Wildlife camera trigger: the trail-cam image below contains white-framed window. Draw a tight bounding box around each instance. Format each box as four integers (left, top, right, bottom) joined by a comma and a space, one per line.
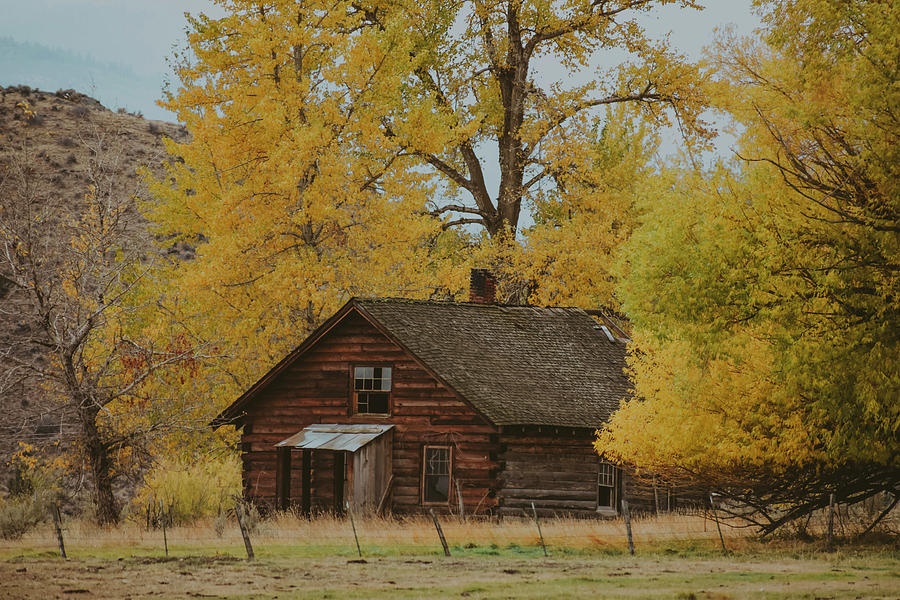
353, 366, 391, 414
422, 445, 452, 504
598, 461, 618, 511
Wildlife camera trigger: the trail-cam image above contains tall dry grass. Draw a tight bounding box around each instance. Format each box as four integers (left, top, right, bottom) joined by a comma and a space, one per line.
0, 510, 748, 557
259, 510, 737, 549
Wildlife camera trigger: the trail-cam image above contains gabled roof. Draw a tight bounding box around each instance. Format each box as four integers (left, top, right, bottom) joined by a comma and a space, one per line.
214, 298, 630, 429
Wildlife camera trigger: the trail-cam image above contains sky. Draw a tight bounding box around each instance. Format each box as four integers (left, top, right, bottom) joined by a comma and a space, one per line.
0, 0, 224, 119
0, 1, 764, 122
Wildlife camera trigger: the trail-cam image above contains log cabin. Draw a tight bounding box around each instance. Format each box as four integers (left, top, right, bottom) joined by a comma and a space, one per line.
213, 270, 667, 517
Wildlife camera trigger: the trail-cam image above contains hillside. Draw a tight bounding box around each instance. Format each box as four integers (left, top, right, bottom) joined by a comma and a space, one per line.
0, 86, 187, 485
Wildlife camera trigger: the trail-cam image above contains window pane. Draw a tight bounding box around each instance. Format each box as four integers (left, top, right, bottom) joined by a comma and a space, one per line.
599, 462, 615, 487
367, 392, 389, 414
378, 368, 391, 391
598, 486, 613, 508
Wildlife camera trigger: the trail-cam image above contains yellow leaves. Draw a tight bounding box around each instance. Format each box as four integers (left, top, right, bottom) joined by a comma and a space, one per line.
512, 110, 654, 308
11, 442, 39, 471
143, 0, 720, 430
143, 1, 469, 404
602, 0, 900, 487
15, 101, 35, 121
10, 441, 70, 483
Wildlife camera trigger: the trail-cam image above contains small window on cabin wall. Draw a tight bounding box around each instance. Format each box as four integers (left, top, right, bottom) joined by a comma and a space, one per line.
422, 446, 452, 504
598, 461, 618, 511
353, 366, 391, 414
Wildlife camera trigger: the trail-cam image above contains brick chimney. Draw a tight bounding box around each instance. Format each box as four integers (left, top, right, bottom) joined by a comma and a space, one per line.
469, 268, 496, 304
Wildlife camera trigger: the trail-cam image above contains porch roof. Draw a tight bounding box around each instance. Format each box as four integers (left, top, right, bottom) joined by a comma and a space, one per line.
274, 423, 393, 452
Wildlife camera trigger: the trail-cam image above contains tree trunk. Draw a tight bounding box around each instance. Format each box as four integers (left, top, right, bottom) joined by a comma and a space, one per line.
80, 405, 119, 525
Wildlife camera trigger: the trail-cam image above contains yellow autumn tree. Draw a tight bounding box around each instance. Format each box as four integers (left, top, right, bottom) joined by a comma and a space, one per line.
147, 2, 471, 393
147, 0, 713, 390
598, 0, 899, 532
513, 110, 660, 308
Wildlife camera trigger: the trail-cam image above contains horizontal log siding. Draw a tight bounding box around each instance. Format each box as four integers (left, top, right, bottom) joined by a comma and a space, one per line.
497, 427, 688, 518
497, 427, 603, 517
238, 311, 499, 515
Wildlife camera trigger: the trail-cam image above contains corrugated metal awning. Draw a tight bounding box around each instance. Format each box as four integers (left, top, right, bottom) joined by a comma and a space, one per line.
275, 424, 393, 452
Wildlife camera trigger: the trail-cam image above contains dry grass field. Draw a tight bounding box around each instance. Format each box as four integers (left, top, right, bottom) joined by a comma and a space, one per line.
1, 513, 898, 599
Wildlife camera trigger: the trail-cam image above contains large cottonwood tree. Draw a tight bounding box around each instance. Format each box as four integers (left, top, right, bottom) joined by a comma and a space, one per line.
149, 0, 708, 384
597, 0, 899, 533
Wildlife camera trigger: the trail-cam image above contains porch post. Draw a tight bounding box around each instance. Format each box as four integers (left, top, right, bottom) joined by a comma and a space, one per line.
301, 450, 312, 516
276, 447, 292, 510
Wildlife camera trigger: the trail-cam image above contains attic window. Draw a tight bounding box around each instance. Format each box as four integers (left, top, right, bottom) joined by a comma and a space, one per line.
353, 366, 391, 414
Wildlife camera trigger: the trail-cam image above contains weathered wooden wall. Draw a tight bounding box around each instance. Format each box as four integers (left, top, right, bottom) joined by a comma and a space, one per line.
237, 310, 499, 515
495, 426, 685, 518
496, 427, 603, 517
624, 474, 707, 514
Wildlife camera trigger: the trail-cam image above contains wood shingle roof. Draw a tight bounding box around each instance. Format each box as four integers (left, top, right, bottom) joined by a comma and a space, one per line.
354, 299, 630, 428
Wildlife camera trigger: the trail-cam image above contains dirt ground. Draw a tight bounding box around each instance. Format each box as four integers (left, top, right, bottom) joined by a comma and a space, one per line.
2, 553, 898, 600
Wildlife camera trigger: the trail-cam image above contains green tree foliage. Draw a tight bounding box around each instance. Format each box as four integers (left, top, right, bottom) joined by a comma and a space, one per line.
598, 0, 899, 532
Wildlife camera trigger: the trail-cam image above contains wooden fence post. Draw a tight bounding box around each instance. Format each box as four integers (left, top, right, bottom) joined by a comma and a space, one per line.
826, 493, 835, 549
429, 509, 451, 557
621, 499, 634, 556
347, 504, 362, 558
454, 479, 465, 522
709, 494, 728, 554
52, 504, 67, 559
235, 503, 255, 561
159, 501, 168, 557
531, 502, 548, 557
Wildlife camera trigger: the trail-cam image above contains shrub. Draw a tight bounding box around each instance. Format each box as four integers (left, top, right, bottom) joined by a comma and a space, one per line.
130, 454, 241, 526
0, 496, 47, 539
0, 447, 64, 539
213, 512, 227, 537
